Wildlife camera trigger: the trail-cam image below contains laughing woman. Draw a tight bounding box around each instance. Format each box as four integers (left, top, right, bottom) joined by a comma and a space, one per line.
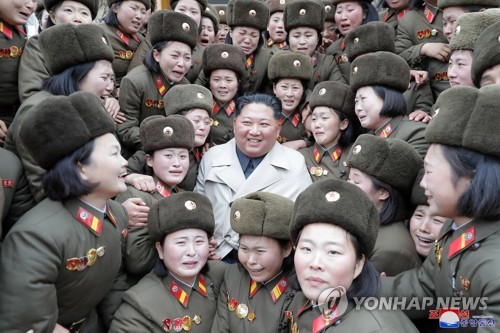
116, 10, 197, 156
0, 92, 129, 333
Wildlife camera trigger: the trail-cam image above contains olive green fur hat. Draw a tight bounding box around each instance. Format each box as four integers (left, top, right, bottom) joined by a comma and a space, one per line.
346, 134, 423, 192
149, 192, 215, 243
345, 22, 395, 62
108, 0, 151, 10
318, 0, 336, 21
267, 0, 291, 14
39, 23, 114, 75
309, 81, 355, 119
437, 0, 499, 9
450, 10, 500, 51
411, 169, 428, 206
202, 44, 246, 79
231, 192, 294, 240
203, 5, 220, 35
283, 0, 325, 33
268, 51, 313, 81
471, 20, 500, 87
426, 85, 500, 158
290, 179, 380, 255
163, 84, 213, 117
350, 51, 410, 92
20, 92, 116, 170
230, 0, 270, 31
44, 0, 99, 19
148, 10, 198, 49
140, 115, 195, 153
170, 0, 207, 11
215, 5, 228, 25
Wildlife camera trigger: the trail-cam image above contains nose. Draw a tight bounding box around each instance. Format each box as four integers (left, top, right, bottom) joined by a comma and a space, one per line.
186, 242, 196, 256
419, 217, 432, 233
420, 173, 428, 191
172, 155, 180, 167
249, 123, 260, 134
309, 251, 324, 270
447, 65, 457, 78
26, 0, 36, 11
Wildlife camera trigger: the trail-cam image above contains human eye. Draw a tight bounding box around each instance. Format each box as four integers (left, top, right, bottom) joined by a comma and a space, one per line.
299, 246, 311, 252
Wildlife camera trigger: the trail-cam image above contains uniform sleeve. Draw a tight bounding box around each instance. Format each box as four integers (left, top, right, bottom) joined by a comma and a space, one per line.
395, 19, 425, 68
18, 37, 49, 103
16, 130, 47, 202
210, 270, 231, 333
404, 81, 434, 115
123, 226, 157, 275
116, 75, 144, 152
0, 225, 61, 332
126, 150, 146, 174
371, 246, 422, 277
109, 290, 154, 333
2, 167, 36, 234
127, 39, 151, 73
194, 69, 209, 87
405, 124, 429, 159
324, 56, 347, 84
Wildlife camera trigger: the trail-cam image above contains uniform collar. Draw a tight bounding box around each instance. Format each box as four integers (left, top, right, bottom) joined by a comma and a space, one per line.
165, 273, 208, 308
64, 198, 118, 236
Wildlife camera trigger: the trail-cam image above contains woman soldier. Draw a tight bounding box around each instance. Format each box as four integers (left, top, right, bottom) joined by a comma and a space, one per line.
345, 134, 423, 276
196, 44, 246, 145
283, 179, 419, 332
324, 0, 378, 83
299, 81, 357, 182
199, 5, 219, 48
211, 192, 295, 333
100, 0, 150, 90
116, 10, 197, 156
18, 0, 99, 103
382, 85, 500, 329
283, 0, 346, 91
4, 23, 116, 203
350, 50, 429, 158
268, 51, 312, 150
264, 0, 291, 53
0, 92, 129, 332
214, 4, 229, 44
110, 192, 225, 332
0, 0, 36, 142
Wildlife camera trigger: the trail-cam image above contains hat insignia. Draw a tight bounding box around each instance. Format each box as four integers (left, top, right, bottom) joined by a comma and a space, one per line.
325, 191, 340, 202
280, 0, 286, 4
352, 66, 358, 74
197, 92, 205, 99
353, 144, 362, 155
455, 25, 461, 34
219, 9, 225, 16
185, 200, 197, 210
293, 60, 301, 67
234, 210, 241, 221
299, 9, 306, 15
163, 126, 174, 136
433, 108, 440, 117
102, 37, 108, 45
354, 37, 359, 44
325, 5, 332, 11
318, 88, 326, 95
249, 9, 256, 17
221, 51, 229, 58
182, 23, 191, 32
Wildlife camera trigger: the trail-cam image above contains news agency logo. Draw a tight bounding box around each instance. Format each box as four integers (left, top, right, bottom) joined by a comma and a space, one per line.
429, 308, 496, 329
318, 286, 349, 321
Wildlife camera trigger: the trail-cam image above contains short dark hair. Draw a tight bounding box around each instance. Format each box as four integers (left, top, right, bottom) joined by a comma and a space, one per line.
235, 93, 282, 119
369, 175, 406, 225
42, 61, 97, 96
372, 85, 407, 118
360, 2, 380, 25
334, 109, 356, 147
42, 139, 98, 200
145, 41, 193, 74
45, 2, 61, 28
441, 145, 500, 220
104, 2, 121, 28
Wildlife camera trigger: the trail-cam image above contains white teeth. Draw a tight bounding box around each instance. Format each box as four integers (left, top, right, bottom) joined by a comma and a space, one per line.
249, 139, 259, 143
418, 236, 434, 244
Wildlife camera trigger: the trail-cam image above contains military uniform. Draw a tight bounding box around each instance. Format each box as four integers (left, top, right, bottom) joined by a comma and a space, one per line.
241, 47, 273, 94
372, 222, 423, 276
368, 116, 429, 158
379, 8, 409, 31
117, 65, 189, 153
0, 148, 35, 239
17, 35, 49, 103
403, 80, 434, 116
185, 44, 205, 83
211, 265, 295, 333
100, 22, 144, 87
278, 110, 308, 144
284, 294, 419, 333
309, 51, 347, 89
0, 198, 128, 332
395, 5, 450, 99
265, 38, 289, 53
0, 19, 26, 127
211, 99, 237, 145
110, 262, 225, 333
326, 38, 351, 83
299, 143, 351, 182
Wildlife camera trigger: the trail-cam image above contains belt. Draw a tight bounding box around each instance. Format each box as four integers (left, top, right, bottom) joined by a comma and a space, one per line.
66, 317, 87, 333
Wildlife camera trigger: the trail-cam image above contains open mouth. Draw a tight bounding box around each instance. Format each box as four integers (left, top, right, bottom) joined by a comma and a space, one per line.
417, 236, 434, 244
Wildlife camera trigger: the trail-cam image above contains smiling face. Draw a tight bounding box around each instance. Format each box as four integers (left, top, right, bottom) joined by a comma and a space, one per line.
233, 102, 281, 158
238, 235, 292, 283
334, 1, 365, 36
448, 50, 474, 87
409, 205, 447, 256
288, 27, 319, 56
153, 41, 192, 83
114, 0, 147, 35
294, 223, 364, 302
156, 228, 209, 286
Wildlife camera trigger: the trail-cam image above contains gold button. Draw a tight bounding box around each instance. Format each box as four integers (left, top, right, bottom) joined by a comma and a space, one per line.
293, 60, 301, 67
249, 9, 256, 17
221, 51, 229, 58
353, 144, 361, 155
318, 88, 326, 95
163, 126, 173, 136
185, 200, 197, 210
197, 92, 204, 99
299, 9, 306, 15
325, 191, 340, 202
354, 37, 359, 43
182, 22, 190, 32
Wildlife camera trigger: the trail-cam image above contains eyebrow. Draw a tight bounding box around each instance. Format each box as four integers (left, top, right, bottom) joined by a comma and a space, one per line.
300, 238, 342, 247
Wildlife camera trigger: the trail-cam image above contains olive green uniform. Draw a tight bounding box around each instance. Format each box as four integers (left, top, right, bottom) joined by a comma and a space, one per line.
18, 35, 49, 103
299, 143, 351, 182
117, 64, 189, 153
0, 20, 26, 127
0, 198, 128, 332
211, 99, 237, 145
284, 294, 419, 333
379, 8, 410, 31
326, 38, 351, 83
0, 147, 35, 239
403, 80, 434, 116
372, 222, 423, 277
369, 116, 429, 158
382, 218, 500, 332
100, 23, 144, 87
395, 5, 450, 99
309, 51, 347, 91
211, 264, 295, 333
277, 110, 308, 144
110, 262, 225, 333
264, 38, 289, 53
